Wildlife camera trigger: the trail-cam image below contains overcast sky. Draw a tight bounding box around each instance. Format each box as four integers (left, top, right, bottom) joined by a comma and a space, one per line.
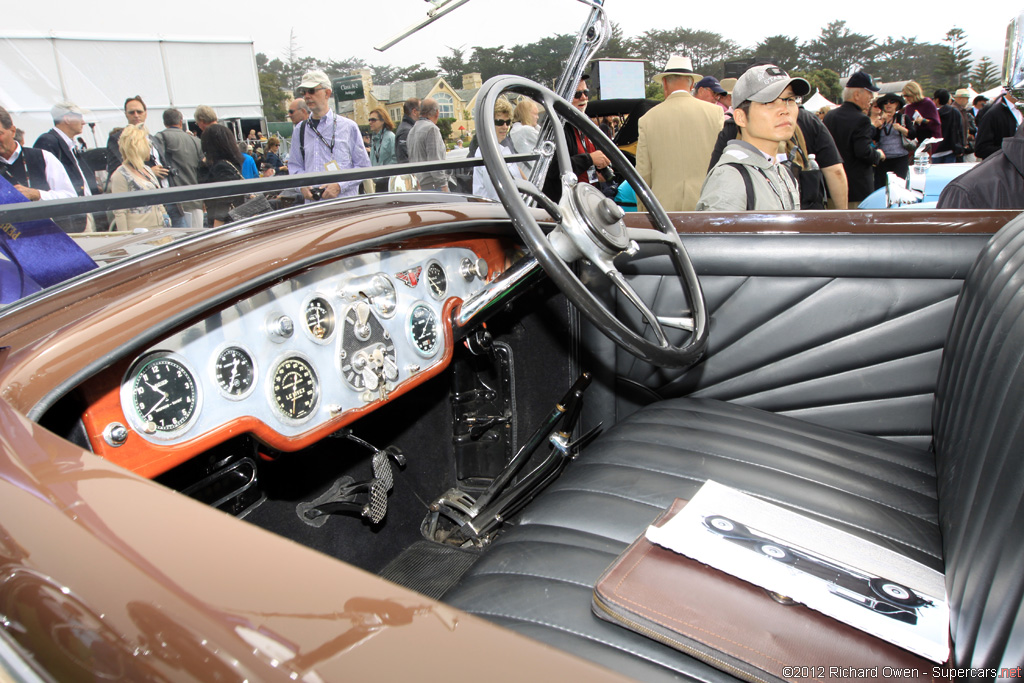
12, 0, 1021, 80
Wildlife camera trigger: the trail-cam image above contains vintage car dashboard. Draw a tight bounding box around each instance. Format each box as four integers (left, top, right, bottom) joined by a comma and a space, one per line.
80, 245, 495, 478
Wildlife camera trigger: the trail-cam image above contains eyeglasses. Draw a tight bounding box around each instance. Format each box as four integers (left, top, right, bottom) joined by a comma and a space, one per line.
758, 96, 802, 111
494, 119, 511, 126
288, 109, 297, 114
368, 117, 380, 122
573, 89, 590, 99
297, 87, 325, 97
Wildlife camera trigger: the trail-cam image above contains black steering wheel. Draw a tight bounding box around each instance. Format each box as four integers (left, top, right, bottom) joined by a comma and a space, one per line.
475, 75, 708, 369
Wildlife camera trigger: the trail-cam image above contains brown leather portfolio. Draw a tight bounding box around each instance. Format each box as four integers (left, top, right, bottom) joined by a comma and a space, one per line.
592, 499, 942, 683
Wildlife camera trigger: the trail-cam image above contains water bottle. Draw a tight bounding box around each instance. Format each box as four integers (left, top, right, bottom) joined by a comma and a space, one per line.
806, 153, 819, 171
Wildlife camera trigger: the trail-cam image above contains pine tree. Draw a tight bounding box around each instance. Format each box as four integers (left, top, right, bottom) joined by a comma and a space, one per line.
937, 28, 972, 88
970, 56, 1000, 90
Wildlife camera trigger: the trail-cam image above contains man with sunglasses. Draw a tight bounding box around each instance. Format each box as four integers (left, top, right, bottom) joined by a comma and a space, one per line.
287, 70, 370, 202
635, 55, 724, 211
541, 75, 614, 202
104, 96, 170, 188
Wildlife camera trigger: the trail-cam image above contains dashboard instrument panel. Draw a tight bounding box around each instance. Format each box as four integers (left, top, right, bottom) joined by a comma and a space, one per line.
82, 245, 498, 477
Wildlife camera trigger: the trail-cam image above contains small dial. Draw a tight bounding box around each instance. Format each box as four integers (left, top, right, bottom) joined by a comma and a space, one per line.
425, 261, 448, 300
130, 354, 199, 434
270, 357, 319, 421
214, 346, 256, 399
304, 297, 335, 341
409, 303, 440, 357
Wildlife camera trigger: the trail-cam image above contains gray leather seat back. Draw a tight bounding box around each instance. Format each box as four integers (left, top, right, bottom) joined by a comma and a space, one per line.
932, 214, 1024, 666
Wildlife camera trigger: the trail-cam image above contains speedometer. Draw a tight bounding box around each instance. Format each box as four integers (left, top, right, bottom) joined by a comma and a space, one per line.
409, 302, 440, 357
270, 356, 319, 421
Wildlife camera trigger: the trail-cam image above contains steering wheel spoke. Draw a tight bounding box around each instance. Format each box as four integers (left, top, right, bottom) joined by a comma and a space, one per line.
603, 268, 670, 347
474, 75, 708, 369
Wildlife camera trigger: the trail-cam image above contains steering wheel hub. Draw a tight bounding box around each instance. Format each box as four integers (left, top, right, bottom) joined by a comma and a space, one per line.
570, 183, 629, 252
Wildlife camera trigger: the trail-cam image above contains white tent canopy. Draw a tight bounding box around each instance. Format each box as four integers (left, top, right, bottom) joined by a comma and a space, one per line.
0, 34, 264, 146
803, 90, 836, 112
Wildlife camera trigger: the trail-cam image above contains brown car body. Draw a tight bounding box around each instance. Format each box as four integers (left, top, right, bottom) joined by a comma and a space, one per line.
0, 190, 1012, 680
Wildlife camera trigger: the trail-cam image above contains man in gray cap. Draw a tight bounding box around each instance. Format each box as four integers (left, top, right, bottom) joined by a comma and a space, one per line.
287, 69, 370, 201
697, 64, 809, 211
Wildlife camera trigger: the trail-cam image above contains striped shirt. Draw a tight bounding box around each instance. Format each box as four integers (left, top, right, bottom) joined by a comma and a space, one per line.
287, 110, 370, 197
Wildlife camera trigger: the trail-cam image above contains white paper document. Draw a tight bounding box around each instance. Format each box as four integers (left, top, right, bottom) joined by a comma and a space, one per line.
645, 481, 949, 663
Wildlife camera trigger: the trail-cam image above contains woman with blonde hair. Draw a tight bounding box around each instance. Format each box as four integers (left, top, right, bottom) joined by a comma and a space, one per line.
110, 124, 168, 230
510, 96, 541, 173
901, 81, 941, 142
471, 96, 526, 200
368, 107, 396, 192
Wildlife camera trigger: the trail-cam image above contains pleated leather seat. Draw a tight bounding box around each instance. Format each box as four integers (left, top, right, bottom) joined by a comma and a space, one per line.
443, 214, 1024, 680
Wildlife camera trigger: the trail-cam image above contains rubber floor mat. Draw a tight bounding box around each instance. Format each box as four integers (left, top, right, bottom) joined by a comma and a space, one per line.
378, 541, 481, 600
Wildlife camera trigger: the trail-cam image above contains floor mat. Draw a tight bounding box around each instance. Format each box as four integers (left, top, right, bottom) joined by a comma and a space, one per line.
378, 540, 481, 600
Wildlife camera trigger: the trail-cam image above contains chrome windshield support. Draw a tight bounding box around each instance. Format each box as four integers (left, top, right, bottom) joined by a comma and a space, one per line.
451, 254, 545, 340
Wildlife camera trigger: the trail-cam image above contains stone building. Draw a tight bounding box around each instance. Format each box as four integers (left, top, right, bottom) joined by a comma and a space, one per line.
335, 70, 483, 142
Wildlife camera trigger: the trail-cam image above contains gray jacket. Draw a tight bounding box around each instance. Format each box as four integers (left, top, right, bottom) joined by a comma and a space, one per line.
153, 126, 203, 211
407, 118, 449, 190
696, 139, 800, 211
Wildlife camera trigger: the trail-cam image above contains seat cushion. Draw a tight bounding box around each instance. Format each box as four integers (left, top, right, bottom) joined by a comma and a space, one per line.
443, 397, 941, 682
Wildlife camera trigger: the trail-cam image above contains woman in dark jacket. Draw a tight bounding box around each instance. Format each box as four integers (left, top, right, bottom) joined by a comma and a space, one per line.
199, 124, 245, 227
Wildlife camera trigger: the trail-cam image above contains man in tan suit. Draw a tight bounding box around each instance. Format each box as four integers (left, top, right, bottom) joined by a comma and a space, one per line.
636, 56, 725, 211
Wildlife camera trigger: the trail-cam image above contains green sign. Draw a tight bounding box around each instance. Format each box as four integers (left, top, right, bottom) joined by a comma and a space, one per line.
333, 77, 364, 102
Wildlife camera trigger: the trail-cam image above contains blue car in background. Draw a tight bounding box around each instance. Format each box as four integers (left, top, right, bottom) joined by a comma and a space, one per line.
860, 153, 974, 209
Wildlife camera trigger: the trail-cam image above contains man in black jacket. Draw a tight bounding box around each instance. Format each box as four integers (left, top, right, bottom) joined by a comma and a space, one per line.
823, 70, 885, 207
33, 102, 97, 231
932, 89, 965, 163
33, 102, 98, 198
975, 93, 1021, 159
937, 125, 1024, 209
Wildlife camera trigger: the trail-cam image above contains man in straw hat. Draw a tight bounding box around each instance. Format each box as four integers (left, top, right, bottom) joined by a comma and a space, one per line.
635, 55, 724, 211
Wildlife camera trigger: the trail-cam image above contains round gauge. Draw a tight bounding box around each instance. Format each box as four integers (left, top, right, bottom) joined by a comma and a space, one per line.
270, 357, 319, 421
368, 274, 397, 318
129, 354, 199, 435
425, 261, 448, 300
409, 302, 440, 357
214, 346, 256, 399
304, 296, 335, 342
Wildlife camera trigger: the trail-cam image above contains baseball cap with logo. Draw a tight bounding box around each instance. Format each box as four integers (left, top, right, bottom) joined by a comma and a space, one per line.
732, 65, 810, 108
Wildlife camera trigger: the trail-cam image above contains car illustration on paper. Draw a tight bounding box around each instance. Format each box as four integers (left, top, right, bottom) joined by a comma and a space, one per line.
703, 515, 934, 625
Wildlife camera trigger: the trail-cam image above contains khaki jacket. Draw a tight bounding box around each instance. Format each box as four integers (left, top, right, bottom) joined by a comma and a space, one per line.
635, 91, 724, 211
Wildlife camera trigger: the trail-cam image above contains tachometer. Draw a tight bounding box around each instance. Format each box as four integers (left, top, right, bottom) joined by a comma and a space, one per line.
409, 302, 440, 357
128, 353, 199, 435
270, 356, 319, 421
214, 346, 256, 399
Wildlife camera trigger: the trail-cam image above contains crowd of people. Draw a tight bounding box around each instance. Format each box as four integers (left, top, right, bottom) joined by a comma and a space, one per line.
3, 60, 1023, 234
